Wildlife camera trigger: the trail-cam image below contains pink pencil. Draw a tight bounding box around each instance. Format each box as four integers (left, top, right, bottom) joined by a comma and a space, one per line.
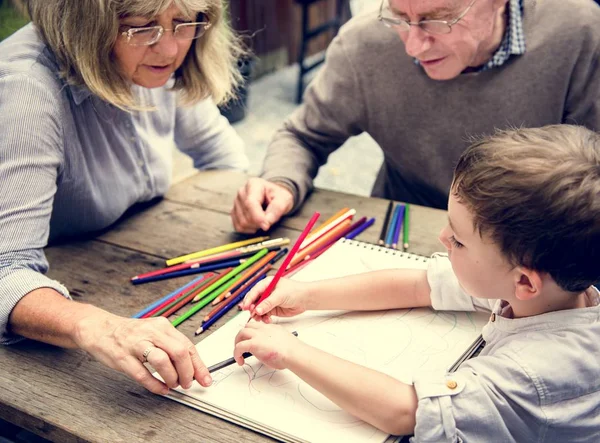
252, 212, 321, 312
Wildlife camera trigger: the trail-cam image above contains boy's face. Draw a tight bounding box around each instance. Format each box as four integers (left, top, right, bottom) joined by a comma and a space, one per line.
438, 194, 516, 300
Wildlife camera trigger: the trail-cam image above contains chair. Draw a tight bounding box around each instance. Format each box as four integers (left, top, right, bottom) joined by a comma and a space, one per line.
294, 0, 349, 103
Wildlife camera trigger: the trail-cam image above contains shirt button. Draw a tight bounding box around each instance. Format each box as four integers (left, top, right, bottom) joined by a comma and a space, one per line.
446, 380, 458, 390
490, 313, 496, 322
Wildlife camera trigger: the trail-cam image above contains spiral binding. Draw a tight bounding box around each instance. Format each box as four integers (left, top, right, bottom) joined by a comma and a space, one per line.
340, 238, 429, 262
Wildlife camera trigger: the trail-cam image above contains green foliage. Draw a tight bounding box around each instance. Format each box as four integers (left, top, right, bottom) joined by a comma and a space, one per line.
0, 1, 29, 42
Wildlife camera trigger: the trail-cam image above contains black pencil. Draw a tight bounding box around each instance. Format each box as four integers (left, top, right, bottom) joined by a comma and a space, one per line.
207, 331, 298, 373
378, 201, 394, 245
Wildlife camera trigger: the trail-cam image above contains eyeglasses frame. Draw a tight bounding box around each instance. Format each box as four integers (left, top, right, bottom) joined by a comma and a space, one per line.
377, 0, 478, 35
120, 21, 212, 46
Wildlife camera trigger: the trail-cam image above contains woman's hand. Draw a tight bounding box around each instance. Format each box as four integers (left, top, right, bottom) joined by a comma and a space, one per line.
74, 312, 212, 395
241, 276, 311, 322
233, 322, 301, 370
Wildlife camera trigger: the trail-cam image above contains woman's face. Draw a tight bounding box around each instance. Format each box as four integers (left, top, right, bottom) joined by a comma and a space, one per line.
113, 3, 195, 88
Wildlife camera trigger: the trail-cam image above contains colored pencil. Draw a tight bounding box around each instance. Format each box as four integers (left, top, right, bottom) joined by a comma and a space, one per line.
385, 204, 400, 247
301, 207, 348, 246
289, 219, 351, 269
378, 201, 393, 245
253, 212, 321, 310
151, 273, 219, 317
191, 248, 269, 303
171, 249, 269, 327
159, 274, 220, 318
345, 217, 375, 239
283, 240, 333, 277
207, 331, 299, 372
141, 272, 215, 318
210, 250, 278, 305
166, 236, 269, 266
132, 258, 247, 285
131, 244, 284, 282
392, 205, 405, 249
196, 275, 267, 335
207, 264, 272, 319
131, 275, 207, 318
299, 208, 355, 251
403, 204, 410, 251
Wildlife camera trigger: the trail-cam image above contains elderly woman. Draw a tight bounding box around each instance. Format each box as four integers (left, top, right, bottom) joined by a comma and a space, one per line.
0, 0, 248, 394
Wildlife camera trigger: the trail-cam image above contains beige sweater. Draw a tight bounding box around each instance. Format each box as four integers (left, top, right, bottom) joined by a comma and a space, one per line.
261, 0, 600, 210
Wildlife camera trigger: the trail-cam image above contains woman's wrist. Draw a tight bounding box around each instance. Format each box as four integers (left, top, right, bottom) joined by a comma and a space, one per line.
72, 304, 119, 350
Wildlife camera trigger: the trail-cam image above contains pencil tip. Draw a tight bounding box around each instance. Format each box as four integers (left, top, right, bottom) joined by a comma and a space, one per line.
194, 328, 203, 335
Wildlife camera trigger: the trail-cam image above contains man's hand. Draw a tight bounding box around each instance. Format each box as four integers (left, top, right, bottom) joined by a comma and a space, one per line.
231, 178, 294, 233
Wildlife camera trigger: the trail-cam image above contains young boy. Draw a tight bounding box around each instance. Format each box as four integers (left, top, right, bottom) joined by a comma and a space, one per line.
235, 125, 600, 441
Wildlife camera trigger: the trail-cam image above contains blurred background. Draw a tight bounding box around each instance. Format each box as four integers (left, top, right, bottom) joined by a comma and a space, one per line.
0, 0, 382, 198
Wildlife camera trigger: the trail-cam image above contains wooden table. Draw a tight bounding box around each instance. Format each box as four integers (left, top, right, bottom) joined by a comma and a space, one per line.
0, 170, 447, 442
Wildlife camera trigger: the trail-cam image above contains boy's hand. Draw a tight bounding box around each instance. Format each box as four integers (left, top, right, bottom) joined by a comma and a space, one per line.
233, 322, 300, 370
241, 276, 309, 322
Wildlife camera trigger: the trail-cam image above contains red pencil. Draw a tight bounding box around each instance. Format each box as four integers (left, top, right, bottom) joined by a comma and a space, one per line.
159, 273, 220, 318
252, 212, 321, 312
140, 273, 214, 318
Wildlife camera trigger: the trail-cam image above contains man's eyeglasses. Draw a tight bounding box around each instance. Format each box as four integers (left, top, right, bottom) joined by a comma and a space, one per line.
378, 0, 477, 35
120, 21, 211, 46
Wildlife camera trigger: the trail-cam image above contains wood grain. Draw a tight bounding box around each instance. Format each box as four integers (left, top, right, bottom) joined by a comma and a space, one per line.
1, 170, 447, 442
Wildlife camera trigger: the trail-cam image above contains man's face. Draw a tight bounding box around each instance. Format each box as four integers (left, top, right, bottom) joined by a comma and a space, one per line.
387, 0, 507, 80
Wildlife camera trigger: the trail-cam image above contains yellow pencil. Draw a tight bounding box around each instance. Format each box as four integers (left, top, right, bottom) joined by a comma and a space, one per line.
166, 236, 269, 266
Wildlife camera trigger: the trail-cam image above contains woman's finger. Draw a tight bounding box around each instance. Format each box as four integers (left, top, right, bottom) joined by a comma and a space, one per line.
144, 346, 180, 389
120, 353, 170, 395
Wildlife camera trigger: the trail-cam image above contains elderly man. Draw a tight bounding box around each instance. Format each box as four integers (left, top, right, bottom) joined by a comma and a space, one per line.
231, 0, 600, 233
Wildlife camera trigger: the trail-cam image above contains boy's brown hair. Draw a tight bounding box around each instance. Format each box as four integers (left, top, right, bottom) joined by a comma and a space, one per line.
452, 125, 600, 292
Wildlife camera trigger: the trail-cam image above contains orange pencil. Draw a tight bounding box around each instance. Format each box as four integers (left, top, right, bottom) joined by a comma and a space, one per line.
210, 251, 277, 305
289, 219, 351, 268
204, 264, 272, 321
159, 273, 220, 318
299, 208, 355, 251
303, 207, 348, 243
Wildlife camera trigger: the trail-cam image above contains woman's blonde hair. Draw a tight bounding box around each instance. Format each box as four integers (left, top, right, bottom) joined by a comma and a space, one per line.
24, 0, 243, 109
452, 125, 600, 292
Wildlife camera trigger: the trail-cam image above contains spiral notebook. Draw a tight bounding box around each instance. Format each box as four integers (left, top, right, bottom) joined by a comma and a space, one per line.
164, 239, 488, 443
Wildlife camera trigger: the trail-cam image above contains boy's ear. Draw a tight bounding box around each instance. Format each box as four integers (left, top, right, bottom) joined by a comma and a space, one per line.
514, 268, 543, 301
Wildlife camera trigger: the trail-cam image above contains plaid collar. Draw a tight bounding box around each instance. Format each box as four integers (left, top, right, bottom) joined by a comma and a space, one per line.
480, 0, 525, 71
413, 0, 526, 72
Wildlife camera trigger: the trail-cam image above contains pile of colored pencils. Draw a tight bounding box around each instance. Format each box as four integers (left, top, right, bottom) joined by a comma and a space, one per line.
131, 236, 289, 333
378, 201, 410, 250
283, 208, 375, 277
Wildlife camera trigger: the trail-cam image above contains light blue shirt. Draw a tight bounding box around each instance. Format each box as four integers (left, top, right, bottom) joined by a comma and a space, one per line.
415, 254, 600, 442
0, 24, 248, 343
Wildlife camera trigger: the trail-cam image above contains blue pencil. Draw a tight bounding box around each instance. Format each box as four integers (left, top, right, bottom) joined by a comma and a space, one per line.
131, 257, 244, 285
131, 274, 207, 318
195, 274, 267, 335
392, 205, 405, 249
345, 217, 375, 239
385, 205, 401, 247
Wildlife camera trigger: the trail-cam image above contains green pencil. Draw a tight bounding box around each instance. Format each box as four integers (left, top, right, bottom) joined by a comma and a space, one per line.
171, 248, 268, 327
402, 204, 410, 251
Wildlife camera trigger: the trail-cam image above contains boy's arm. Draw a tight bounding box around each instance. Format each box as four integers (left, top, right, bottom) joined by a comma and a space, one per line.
234, 323, 417, 436
244, 269, 432, 320
305, 269, 432, 311
289, 341, 417, 436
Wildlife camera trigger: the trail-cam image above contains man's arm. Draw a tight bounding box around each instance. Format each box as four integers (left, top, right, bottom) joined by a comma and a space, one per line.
261, 29, 367, 211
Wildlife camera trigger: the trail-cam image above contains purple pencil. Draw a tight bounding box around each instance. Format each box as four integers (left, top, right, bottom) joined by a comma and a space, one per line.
345, 217, 375, 240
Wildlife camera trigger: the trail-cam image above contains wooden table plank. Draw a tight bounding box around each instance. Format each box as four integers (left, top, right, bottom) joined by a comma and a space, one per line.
1, 171, 449, 442
166, 172, 447, 257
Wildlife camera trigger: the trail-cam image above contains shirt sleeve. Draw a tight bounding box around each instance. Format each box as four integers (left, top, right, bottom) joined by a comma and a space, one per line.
174, 97, 248, 171
261, 30, 366, 212
410, 352, 541, 443
427, 253, 495, 313
0, 73, 71, 344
